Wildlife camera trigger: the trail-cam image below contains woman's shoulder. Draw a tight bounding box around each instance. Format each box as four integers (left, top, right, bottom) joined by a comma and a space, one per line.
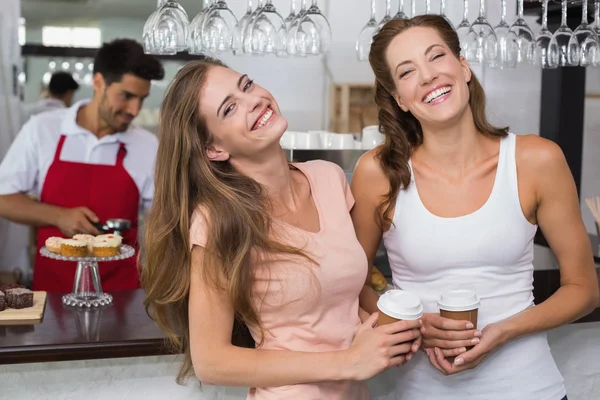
352, 147, 389, 187
515, 134, 566, 172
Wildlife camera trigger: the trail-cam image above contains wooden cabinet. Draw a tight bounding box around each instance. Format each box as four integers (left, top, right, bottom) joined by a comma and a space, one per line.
329, 83, 379, 133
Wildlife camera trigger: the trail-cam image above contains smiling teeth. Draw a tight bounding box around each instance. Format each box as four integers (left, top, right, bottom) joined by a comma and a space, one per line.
425, 87, 451, 103
256, 109, 273, 129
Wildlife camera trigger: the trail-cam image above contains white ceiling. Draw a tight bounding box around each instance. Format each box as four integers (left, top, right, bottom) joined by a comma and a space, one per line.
21, 0, 204, 25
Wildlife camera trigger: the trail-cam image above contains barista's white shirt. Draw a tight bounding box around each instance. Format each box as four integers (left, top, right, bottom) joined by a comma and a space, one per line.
0, 99, 158, 210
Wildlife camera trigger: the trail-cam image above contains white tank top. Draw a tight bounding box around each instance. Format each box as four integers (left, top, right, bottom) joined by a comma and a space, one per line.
383, 133, 566, 400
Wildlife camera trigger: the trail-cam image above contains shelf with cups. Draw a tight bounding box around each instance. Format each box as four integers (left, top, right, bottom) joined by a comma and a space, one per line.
281, 82, 384, 172
281, 128, 384, 172
143, 0, 331, 57
357, 0, 600, 69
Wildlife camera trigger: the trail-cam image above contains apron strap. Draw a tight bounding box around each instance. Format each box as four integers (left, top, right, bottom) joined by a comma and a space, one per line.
53, 135, 67, 162
116, 142, 127, 167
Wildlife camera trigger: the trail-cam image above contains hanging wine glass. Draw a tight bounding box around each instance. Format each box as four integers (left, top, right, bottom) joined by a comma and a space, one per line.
151, 0, 189, 55
508, 0, 535, 64
233, 0, 254, 56
456, 0, 471, 57
535, 0, 559, 69
188, 0, 215, 55
377, 0, 393, 32
394, 0, 408, 20
593, 0, 600, 38
243, 0, 265, 55
490, 0, 517, 69
143, 0, 168, 54
464, 0, 497, 65
439, 0, 454, 29
571, 0, 600, 67
298, 1, 332, 54
249, 0, 286, 55
286, 0, 309, 57
283, 0, 297, 30
201, 1, 238, 53
356, 0, 377, 62
553, 0, 580, 66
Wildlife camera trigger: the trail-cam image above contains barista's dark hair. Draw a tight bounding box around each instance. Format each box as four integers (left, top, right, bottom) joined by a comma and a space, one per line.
93, 38, 165, 85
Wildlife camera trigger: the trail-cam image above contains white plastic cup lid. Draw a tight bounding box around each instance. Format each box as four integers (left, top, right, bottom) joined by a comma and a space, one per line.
377, 290, 423, 320
437, 289, 480, 312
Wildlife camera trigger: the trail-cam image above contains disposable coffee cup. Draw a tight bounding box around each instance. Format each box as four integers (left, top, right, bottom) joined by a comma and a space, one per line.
377, 289, 423, 326
437, 289, 480, 328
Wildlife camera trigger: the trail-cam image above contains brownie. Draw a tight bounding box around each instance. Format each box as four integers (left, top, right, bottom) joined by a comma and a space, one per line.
6, 288, 33, 309
0, 291, 5, 311
0, 283, 23, 292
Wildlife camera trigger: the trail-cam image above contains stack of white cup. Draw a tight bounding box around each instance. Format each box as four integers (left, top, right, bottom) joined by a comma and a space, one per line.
361, 125, 385, 150
279, 126, 385, 150
280, 131, 359, 150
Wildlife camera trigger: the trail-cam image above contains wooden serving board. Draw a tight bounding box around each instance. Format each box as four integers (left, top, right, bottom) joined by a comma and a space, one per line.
0, 291, 47, 324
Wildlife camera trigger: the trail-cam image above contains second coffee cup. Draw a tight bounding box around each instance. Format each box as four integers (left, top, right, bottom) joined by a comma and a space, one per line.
437, 289, 480, 328
377, 289, 423, 326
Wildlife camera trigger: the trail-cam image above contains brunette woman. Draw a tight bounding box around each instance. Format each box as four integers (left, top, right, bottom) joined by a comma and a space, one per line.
352, 15, 599, 400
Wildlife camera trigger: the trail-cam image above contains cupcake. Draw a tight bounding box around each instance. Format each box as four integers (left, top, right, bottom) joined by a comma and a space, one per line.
95, 234, 123, 243
91, 234, 122, 257
45, 236, 64, 254
73, 234, 95, 253
73, 234, 95, 242
60, 238, 89, 257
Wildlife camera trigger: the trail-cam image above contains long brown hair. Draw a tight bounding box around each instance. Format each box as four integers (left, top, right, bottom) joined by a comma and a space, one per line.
140, 59, 309, 384
368, 15, 508, 227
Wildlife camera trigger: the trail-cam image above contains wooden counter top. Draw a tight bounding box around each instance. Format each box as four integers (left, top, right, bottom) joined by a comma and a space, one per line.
0, 290, 170, 365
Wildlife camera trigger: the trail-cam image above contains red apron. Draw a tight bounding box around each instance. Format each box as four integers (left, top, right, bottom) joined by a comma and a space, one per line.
33, 134, 140, 292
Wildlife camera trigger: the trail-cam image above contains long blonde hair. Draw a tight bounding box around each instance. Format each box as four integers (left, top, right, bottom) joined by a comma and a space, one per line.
140, 59, 310, 384
368, 15, 509, 227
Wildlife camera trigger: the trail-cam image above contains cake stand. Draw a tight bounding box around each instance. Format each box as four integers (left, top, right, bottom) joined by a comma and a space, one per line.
39, 245, 135, 308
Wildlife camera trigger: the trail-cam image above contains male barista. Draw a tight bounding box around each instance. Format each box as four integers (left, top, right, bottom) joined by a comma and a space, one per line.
0, 39, 164, 292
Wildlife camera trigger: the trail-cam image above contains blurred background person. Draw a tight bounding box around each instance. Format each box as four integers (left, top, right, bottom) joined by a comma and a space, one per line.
21, 71, 80, 124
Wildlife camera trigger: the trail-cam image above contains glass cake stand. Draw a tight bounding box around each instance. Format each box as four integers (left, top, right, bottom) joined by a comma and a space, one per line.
39, 245, 135, 308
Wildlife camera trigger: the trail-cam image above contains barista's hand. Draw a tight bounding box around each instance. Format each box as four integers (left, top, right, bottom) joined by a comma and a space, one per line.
56, 207, 102, 236
420, 313, 481, 358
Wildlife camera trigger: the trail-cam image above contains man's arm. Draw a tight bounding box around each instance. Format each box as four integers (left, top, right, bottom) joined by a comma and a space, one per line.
0, 193, 63, 227
0, 118, 100, 236
0, 194, 101, 236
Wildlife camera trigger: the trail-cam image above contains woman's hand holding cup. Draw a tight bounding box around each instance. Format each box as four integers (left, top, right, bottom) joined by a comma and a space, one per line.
343, 312, 422, 381
421, 290, 482, 359
343, 290, 425, 380
420, 313, 482, 358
